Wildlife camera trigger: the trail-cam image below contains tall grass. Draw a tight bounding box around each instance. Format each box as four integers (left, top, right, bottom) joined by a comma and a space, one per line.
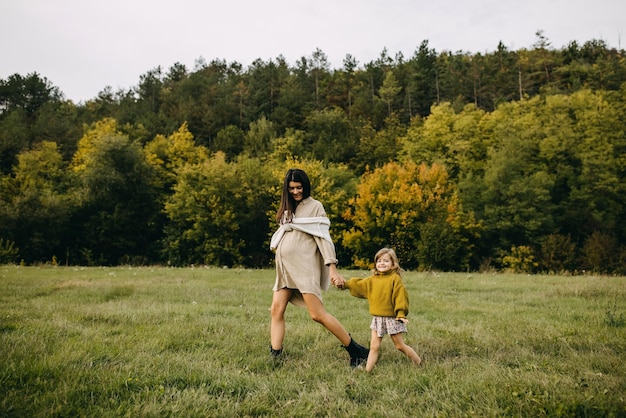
1, 266, 625, 417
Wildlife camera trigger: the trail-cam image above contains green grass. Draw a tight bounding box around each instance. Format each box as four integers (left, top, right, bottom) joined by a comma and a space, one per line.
1, 266, 625, 417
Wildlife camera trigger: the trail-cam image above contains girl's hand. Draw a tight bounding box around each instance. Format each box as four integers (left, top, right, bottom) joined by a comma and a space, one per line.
333, 276, 345, 288
397, 318, 409, 324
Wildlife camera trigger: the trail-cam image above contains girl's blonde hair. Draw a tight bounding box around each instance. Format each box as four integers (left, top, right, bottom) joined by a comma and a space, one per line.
373, 247, 404, 275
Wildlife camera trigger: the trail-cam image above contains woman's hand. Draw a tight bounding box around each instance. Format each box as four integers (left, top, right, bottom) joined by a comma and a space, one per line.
329, 264, 345, 288
397, 318, 409, 324
332, 276, 346, 288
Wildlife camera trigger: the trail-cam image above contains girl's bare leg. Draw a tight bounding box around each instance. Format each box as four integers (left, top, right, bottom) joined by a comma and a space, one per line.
366, 330, 383, 372
302, 293, 351, 346
390, 333, 421, 365
270, 288, 292, 351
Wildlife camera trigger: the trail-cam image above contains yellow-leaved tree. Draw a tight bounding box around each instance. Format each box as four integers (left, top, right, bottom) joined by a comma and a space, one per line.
143, 122, 209, 192
343, 160, 480, 270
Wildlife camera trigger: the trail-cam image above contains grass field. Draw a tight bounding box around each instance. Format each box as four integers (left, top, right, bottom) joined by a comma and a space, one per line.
1, 266, 625, 417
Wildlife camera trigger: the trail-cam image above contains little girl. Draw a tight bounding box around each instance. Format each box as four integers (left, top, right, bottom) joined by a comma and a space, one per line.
333, 248, 421, 371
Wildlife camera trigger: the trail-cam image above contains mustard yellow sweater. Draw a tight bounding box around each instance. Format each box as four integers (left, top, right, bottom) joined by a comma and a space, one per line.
344, 271, 409, 319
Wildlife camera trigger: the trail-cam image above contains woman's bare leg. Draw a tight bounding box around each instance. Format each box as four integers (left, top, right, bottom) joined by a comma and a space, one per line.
270, 288, 292, 351
390, 333, 421, 365
302, 293, 351, 346
366, 330, 382, 372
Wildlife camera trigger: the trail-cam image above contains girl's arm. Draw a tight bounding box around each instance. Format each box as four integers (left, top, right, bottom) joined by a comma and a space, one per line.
343, 277, 368, 298
393, 278, 410, 319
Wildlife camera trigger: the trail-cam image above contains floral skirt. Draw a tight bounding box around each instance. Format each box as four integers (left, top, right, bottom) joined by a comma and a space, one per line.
370, 316, 408, 337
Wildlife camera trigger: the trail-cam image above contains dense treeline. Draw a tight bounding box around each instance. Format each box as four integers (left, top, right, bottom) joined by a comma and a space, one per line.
1, 33, 625, 273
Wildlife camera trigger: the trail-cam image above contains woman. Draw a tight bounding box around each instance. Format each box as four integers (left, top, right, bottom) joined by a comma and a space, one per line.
269, 168, 369, 368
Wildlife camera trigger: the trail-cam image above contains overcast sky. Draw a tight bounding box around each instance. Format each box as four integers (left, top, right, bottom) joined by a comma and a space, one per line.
2, 0, 624, 103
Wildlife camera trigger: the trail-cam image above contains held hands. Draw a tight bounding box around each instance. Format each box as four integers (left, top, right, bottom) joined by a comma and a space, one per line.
331, 276, 346, 288
329, 263, 345, 289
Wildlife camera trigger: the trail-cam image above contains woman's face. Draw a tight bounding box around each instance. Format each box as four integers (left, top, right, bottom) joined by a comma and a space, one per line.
288, 181, 304, 202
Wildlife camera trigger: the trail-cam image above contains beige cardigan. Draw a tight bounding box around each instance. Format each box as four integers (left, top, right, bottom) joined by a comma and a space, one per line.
270, 216, 332, 250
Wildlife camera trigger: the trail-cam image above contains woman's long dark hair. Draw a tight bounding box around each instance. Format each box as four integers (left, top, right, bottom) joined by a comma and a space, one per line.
276, 168, 311, 223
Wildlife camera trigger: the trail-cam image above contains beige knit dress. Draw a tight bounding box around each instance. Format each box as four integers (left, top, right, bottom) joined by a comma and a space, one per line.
273, 197, 338, 307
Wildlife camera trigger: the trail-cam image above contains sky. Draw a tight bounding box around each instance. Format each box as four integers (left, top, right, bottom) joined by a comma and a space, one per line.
2, 0, 625, 103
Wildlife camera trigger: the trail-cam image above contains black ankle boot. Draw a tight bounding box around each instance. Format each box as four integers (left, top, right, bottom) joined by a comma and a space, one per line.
270, 345, 283, 357
343, 337, 369, 368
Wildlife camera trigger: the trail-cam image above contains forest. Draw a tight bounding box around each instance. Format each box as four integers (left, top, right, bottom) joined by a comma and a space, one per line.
1, 32, 625, 273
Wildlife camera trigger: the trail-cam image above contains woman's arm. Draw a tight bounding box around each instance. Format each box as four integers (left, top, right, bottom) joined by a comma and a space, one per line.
329, 263, 345, 287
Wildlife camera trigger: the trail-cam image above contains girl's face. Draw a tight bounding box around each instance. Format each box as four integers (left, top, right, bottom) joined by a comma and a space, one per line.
376, 253, 393, 273
288, 181, 304, 202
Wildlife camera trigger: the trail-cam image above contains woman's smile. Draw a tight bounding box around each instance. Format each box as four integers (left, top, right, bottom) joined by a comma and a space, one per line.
288, 181, 304, 201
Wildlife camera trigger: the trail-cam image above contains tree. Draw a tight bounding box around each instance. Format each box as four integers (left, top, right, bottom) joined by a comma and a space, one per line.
379, 71, 402, 116
0, 141, 74, 263
581, 231, 620, 273
343, 161, 476, 270
165, 62, 188, 84
351, 60, 388, 128
304, 107, 357, 163
406, 41, 438, 117
0, 73, 63, 172
537, 233, 577, 272
532, 30, 555, 84
0, 109, 30, 173
70, 119, 160, 265
246, 57, 291, 127
274, 58, 314, 131
244, 116, 276, 157
310, 48, 330, 108
490, 41, 520, 106
163, 153, 275, 266
0, 72, 60, 116
144, 122, 209, 192
137, 66, 163, 114
324, 61, 349, 111
469, 98, 555, 253
212, 125, 245, 160
158, 60, 241, 146
31, 101, 82, 160
555, 90, 624, 243
356, 113, 406, 171
231, 155, 279, 266
402, 102, 486, 179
